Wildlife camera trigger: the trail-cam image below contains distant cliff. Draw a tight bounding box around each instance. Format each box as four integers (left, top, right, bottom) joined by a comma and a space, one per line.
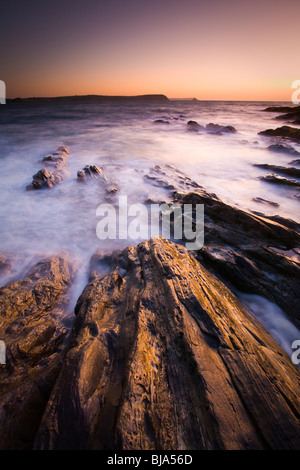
7, 94, 169, 103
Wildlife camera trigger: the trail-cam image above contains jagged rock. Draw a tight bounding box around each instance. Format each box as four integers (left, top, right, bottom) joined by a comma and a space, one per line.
105, 184, 118, 195
250, 213, 300, 232
77, 165, 106, 182
144, 165, 203, 192
263, 105, 300, 124
0, 254, 12, 275
42, 146, 69, 169
206, 123, 236, 134
0, 256, 76, 449
26, 168, 63, 190
259, 173, 300, 187
267, 144, 300, 156
259, 126, 300, 142
254, 163, 300, 178
252, 197, 279, 207
34, 238, 300, 450
173, 189, 300, 326
27, 146, 70, 190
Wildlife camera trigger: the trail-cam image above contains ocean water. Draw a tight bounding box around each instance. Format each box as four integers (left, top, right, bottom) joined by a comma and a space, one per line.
0, 99, 299, 343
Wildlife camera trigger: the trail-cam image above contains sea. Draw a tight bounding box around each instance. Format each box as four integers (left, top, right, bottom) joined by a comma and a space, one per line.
0, 99, 299, 353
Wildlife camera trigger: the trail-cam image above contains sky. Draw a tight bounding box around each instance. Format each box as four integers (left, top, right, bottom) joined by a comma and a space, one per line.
0, 0, 299, 100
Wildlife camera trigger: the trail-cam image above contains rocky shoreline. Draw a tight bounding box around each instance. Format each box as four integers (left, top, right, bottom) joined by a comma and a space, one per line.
0, 158, 300, 450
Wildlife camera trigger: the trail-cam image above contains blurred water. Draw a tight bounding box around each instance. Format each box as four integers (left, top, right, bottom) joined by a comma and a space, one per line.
238, 293, 300, 357
0, 99, 299, 301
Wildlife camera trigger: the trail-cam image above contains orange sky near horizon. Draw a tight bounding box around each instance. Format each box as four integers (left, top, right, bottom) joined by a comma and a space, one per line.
1, 0, 299, 101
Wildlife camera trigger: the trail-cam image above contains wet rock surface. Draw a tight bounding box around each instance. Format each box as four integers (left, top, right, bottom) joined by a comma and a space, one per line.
42, 146, 69, 170
26, 168, 64, 190
153, 119, 170, 125
187, 120, 205, 131
206, 123, 236, 134
259, 173, 300, 188
34, 238, 300, 450
0, 256, 76, 449
264, 105, 300, 125
267, 144, 300, 156
259, 126, 300, 143
77, 164, 106, 182
252, 197, 279, 207
1, 163, 300, 450
26, 146, 70, 190
254, 163, 300, 179
186, 121, 236, 134
172, 187, 300, 328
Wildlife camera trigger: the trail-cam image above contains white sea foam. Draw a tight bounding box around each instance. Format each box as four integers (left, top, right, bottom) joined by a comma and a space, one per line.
238, 293, 300, 356
0, 100, 299, 312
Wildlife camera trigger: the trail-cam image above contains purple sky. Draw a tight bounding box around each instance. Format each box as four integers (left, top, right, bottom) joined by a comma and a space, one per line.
1, 0, 299, 99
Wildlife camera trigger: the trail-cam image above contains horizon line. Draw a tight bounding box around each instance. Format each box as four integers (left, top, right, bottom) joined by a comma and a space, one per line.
5, 93, 292, 103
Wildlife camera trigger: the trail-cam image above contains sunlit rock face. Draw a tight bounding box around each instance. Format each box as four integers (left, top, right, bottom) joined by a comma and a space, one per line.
33, 238, 300, 450
0, 256, 77, 450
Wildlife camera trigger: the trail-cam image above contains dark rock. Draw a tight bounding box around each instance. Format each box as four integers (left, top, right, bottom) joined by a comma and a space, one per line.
0, 254, 13, 275
105, 185, 118, 194
252, 197, 279, 207
26, 168, 63, 190
206, 123, 236, 134
144, 165, 203, 192
267, 144, 300, 156
3, 163, 300, 450
289, 159, 300, 166
276, 113, 300, 124
173, 188, 300, 326
264, 105, 300, 113
0, 256, 76, 449
27, 146, 70, 190
250, 213, 300, 232
259, 173, 300, 187
153, 119, 170, 124
187, 120, 205, 131
259, 126, 300, 142
34, 238, 300, 450
77, 165, 106, 182
42, 146, 69, 169
254, 163, 300, 178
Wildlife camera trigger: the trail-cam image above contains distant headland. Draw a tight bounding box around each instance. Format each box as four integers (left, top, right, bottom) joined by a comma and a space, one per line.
7, 94, 169, 103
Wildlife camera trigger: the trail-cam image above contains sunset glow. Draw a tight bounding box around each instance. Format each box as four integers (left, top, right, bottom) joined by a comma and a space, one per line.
1, 0, 299, 100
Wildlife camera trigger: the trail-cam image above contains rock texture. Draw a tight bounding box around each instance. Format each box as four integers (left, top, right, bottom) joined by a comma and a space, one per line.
206, 123, 236, 134
42, 146, 69, 170
252, 197, 279, 207
187, 120, 205, 131
267, 144, 300, 156
26, 146, 69, 190
259, 174, 300, 188
34, 238, 300, 450
259, 126, 300, 142
77, 165, 106, 183
1, 163, 300, 450
173, 189, 300, 328
254, 163, 300, 179
0, 256, 76, 449
264, 105, 300, 125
